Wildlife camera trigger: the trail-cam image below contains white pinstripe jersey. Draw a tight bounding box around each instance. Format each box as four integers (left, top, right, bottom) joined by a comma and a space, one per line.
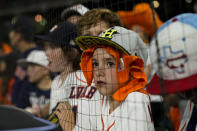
50, 71, 154, 131
179, 101, 196, 131
95, 92, 154, 131
50, 71, 102, 130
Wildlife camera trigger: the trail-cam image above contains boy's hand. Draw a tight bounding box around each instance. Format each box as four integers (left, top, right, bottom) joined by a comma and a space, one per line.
54, 102, 75, 131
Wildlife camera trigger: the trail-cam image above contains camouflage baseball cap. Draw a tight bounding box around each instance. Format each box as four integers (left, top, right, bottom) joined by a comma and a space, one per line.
75, 26, 148, 63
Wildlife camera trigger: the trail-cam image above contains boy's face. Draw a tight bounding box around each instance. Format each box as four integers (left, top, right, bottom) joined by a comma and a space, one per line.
81, 20, 109, 36
92, 48, 119, 96
67, 15, 81, 24
44, 43, 67, 73
27, 63, 47, 83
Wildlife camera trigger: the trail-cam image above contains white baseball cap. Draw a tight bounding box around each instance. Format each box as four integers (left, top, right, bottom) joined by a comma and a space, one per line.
18, 50, 49, 67
61, 4, 89, 20
147, 13, 197, 94
75, 26, 148, 64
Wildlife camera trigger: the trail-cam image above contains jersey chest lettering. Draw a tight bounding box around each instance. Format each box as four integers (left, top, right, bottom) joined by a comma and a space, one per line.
69, 86, 97, 99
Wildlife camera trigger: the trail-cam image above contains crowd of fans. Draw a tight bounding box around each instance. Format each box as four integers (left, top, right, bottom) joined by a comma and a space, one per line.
0, 2, 197, 131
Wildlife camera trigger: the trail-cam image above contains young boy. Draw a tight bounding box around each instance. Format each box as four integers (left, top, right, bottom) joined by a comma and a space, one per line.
75, 26, 154, 130
17, 50, 51, 117
77, 8, 123, 36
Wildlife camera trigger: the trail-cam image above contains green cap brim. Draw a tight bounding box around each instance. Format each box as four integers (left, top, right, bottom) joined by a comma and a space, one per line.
75, 36, 130, 55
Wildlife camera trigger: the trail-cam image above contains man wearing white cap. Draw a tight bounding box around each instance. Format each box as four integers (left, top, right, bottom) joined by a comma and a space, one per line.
61, 4, 89, 24
17, 50, 52, 118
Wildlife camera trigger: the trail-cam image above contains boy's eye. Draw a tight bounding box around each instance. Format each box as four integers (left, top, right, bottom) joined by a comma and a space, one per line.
92, 62, 98, 68
107, 61, 115, 68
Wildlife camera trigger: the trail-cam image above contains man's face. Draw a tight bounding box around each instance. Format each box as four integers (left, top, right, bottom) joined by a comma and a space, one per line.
67, 15, 81, 25
27, 64, 48, 83
9, 31, 21, 47
81, 20, 109, 36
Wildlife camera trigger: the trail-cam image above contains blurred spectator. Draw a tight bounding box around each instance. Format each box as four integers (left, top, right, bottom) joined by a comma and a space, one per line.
0, 43, 12, 55
77, 8, 123, 36
16, 50, 51, 118
177, 88, 197, 131
0, 24, 16, 104
36, 21, 80, 130
35, 21, 80, 113
131, 25, 150, 44
165, 94, 181, 131
194, 0, 197, 13
117, 2, 163, 41
0, 43, 15, 104
61, 4, 89, 24
9, 16, 37, 53
8, 16, 40, 105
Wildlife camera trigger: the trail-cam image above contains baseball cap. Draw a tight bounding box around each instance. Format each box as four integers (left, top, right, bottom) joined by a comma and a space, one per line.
147, 13, 197, 94
18, 50, 49, 67
35, 21, 79, 50
61, 4, 89, 20
75, 26, 148, 64
9, 16, 36, 42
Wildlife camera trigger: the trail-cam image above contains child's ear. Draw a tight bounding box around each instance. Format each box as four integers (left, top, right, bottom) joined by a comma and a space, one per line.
71, 48, 79, 59
72, 48, 79, 54
117, 58, 124, 72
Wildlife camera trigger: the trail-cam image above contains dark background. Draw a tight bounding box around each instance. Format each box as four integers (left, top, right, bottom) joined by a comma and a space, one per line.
0, 0, 194, 20
0, 0, 195, 42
